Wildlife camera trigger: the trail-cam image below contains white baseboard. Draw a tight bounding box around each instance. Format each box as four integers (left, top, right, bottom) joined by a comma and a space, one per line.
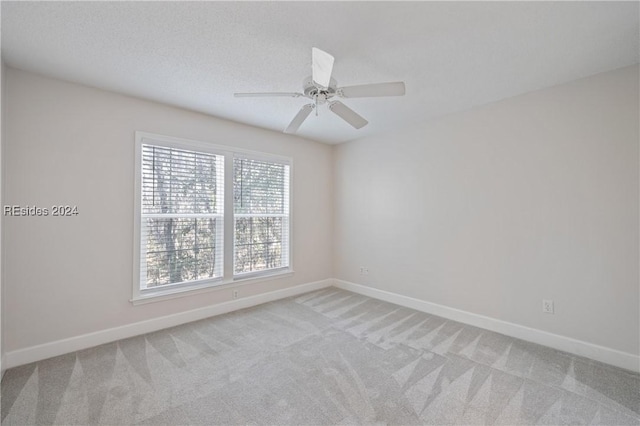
4, 279, 332, 370
333, 280, 640, 373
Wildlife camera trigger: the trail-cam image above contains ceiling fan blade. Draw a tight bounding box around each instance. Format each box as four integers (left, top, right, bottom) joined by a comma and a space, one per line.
284, 104, 314, 134
338, 82, 406, 98
328, 101, 368, 129
312, 47, 334, 89
234, 92, 303, 98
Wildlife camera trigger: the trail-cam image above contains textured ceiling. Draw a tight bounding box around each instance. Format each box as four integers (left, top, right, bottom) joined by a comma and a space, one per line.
2, 2, 638, 144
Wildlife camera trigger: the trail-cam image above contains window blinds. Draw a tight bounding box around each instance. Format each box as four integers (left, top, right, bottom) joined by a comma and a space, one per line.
233, 156, 290, 275
140, 144, 224, 288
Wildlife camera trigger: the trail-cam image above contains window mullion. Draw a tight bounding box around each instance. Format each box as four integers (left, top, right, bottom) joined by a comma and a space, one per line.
223, 152, 235, 280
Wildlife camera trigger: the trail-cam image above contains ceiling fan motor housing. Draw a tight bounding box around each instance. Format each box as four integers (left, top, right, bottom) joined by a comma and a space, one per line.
303, 76, 337, 103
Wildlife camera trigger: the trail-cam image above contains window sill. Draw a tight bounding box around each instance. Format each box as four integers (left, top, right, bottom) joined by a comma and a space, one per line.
130, 269, 294, 305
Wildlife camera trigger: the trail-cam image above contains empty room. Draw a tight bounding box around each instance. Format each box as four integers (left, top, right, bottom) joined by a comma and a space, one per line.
0, 1, 638, 425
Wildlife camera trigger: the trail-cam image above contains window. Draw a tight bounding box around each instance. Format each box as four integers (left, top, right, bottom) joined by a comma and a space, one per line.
134, 133, 292, 302
140, 144, 224, 289
234, 156, 290, 276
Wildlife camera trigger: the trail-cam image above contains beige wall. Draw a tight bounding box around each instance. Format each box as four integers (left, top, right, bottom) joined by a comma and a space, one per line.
3, 68, 333, 353
334, 65, 639, 356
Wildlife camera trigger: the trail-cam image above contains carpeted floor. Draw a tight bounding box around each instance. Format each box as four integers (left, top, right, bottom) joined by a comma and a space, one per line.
1, 288, 639, 425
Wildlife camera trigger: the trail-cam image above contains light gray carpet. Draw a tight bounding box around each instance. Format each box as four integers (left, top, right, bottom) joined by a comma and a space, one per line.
1, 288, 639, 425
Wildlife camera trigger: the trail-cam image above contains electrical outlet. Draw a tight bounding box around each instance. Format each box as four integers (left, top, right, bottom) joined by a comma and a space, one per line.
542, 299, 554, 314
360, 267, 369, 275
233, 290, 238, 299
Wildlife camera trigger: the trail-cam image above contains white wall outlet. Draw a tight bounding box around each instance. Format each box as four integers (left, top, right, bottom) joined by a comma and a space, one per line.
360, 267, 369, 275
232, 290, 238, 299
542, 299, 554, 314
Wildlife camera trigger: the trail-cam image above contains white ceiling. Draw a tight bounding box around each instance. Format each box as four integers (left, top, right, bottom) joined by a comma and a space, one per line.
2, 2, 638, 145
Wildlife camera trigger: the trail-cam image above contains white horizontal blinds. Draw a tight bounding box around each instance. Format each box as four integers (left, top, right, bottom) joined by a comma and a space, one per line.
140, 143, 224, 289
233, 156, 290, 275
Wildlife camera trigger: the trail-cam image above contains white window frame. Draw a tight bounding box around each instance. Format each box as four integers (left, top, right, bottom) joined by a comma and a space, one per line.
133, 132, 293, 304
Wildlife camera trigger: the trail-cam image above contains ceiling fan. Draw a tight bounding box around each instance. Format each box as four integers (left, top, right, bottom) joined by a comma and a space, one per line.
234, 48, 406, 134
